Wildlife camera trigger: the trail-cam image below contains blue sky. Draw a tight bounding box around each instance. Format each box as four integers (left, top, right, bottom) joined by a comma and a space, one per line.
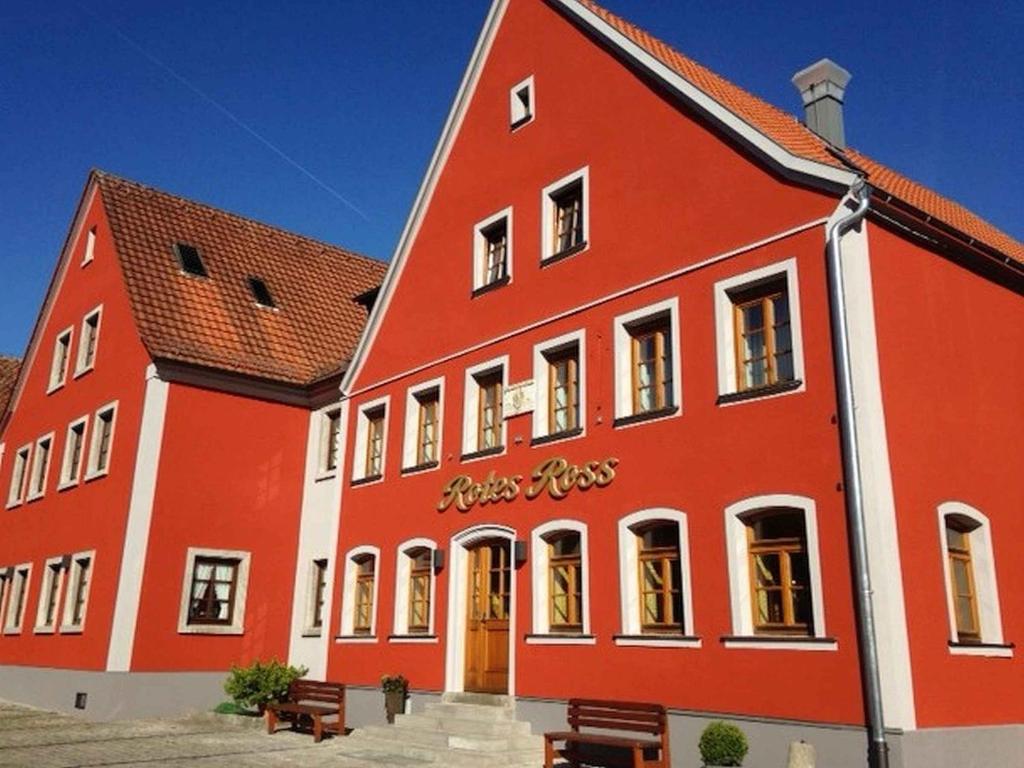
1, 0, 1020, 357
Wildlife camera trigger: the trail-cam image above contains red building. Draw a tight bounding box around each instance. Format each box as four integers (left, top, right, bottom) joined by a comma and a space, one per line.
0, 171, 385, 718
325, 1, 1023, 766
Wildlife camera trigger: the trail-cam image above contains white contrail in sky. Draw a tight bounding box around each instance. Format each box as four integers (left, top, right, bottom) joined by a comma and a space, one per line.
105, 21, 369, 222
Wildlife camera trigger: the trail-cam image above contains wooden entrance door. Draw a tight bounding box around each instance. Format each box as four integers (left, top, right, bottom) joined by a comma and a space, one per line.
464, 540, 510, 693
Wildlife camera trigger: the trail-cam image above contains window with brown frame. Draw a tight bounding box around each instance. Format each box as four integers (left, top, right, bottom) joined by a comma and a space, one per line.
353, 554, 375, 635
476, 370, 503, 451
551, 180, 584, 256
732, 279, 794, 392
88, 406, 116, 476
408, 548, 432, 634
29, 437, 52, 498
629, 316, 673, 415
40, 561, 62, 629
636, 524, 683, 634
311, 558, 328, 630
364, 407, 385, 478
49, 329, 72, 390
77, 309, 101, 374
324, 410, 341, 472
945, 518, 980, 643
67, 556, 91, 628
7, 446, 31, 507
546, 346, 579, 435
187, 557, 239, 626
416, 390, 440, 466
547, 532, 583, 632
746, 510, 812, 635
482, 218, 509, 286
7, 568, 29, 630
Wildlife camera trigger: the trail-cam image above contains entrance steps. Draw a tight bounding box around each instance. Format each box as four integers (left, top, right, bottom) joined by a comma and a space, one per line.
335, 692, 544, 767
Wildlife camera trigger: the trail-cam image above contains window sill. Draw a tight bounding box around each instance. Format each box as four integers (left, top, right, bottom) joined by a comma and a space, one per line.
461, 445, 505, 462
541, 241, 588, 267
72, 365, 95, 381
83, 468, 109, 483
178, 624, 245, 636
388, 634, 438, 644
25, 492, 45, 504
59, 625, 84, 635
5, 500, 23, 511
948, 641, 1015, 658
721, 635, 838, 651
301, 628, 323, 638
46, 382, 66, 395
401, 460, 440, 476
510, 114, 533, 132
57, 479, 79, 493
350, 473, 383, 487
33, 626, 56, 635
525, 633, 596, 646
613, 405, 680, 429
717, 379, 803, 406
471, 275, 511, 299
3, 627, 23, 636
314, 469, 337, 483
335, 634, 378, 644
613, 634, 701, 648
530, 427, 584, 447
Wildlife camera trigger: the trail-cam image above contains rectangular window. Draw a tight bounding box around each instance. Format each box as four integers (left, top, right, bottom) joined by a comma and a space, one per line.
82, 226, 96, 266
48, 328, 73, 391
4, 567, 30, 632
75, 307, 102, 376
637, 524, 683, 634
60, 418, 88, 488
476, 371, 503, 451
747, 512, 812, 636
364, 407, 385, 479
548, 533, 583, 632
483, 220, 508, 286
353, 398, 388, 482
28, 435, 53, 500
509, 75, 534, 129
321, 408, 341, 473
415, 390, 439, 466
187, 556, 239, 626
473, 208, 513, 294
732, 279, 793, 392
63, 555, 92, 630
945, 522, 980, 643
310, 558, 328, 630
87, 403, 116, 478
542, 168, 588, 262
630, 317, 673, 415
408, 549, 432, 634
6, 445, 30, 507
546, 346, 579, 435
353, 555, 375, 635
37, 559, 63, 631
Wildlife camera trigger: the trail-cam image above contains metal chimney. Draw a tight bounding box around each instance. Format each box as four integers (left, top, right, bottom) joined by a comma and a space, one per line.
792, 58, 851, 149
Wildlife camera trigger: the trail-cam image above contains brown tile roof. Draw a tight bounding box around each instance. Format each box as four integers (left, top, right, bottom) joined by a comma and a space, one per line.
576, 0, 1024, 264
0, 356, 20, 418
96, 172, 387, 386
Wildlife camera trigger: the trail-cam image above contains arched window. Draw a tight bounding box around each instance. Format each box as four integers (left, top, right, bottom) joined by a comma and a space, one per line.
407, 548, 432, 633
937, 502, 1007, 655
353, 554, 376, 635
636, 523, 683, 633
529, 520, 591, 642
339, 546, 379, 641
392, 538, 438, 640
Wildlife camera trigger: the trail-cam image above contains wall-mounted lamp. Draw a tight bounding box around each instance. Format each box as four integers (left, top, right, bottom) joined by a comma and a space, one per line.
432, 549, 446, 570
514, 540, 528, 566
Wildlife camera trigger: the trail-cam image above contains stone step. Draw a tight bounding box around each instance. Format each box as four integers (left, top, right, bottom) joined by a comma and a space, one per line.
362, 723, 542, 752
345, 733, 543, 767
395, 711, 532, 737
422, 701, 516, 722
441, 691, 513, 707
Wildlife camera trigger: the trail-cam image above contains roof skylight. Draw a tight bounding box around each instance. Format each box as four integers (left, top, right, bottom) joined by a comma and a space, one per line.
174, 243, 207, 277
248, 276, 275, 308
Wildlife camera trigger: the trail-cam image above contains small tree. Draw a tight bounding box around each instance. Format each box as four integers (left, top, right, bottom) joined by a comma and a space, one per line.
699, 721, 748, 767
224, 660, 307, 713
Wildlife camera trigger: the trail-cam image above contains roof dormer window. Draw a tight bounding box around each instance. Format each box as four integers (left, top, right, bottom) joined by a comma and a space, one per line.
174, 243, 207, 277
247, 277, 275, 308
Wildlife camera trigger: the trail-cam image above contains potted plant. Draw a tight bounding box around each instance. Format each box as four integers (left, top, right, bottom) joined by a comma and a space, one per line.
223, 659, 307, 716
698, 721, 748, 767
381, 674, 408, 724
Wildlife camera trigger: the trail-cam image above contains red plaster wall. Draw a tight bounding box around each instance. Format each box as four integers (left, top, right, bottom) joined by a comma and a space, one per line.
0, 189, 151, 669
332, 0, 864, 725
129, 382, 307, 671
868, 224, 1024, 726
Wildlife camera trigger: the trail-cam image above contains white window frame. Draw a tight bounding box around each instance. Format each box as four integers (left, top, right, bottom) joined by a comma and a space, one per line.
3, 564, 32, 634
937, 501, 1009, 656
47, 326, 74, 393
541, 166, 589, 263
723, 494, 832, 650
402, 377, 445, 472
316, 406, 342, 480
391, 538, 439, 641
461, 355, 509, 459
58, 415, 89, 490
74, 305, 103, 378
713, 258, 806, 402
60, 550, 95, 633
177, 547, 251, 635
34, 556, 65, 634
473, 206, 514, 292
532, 330, 586, 442
302, 557, 330, 636
337, 545, 380, 642
529, 519, 593, 644
509, 75, 535, 129
81, 226, 96, 266
616, 508, 698, 647
613, 297, 682, 423
351, 396, 389, 483
26, 433, 54, 502
85, 401, 118, 480
6, 444, 31, 509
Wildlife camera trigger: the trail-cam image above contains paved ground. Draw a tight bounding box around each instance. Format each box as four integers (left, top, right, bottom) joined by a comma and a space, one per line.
0, 702, 420, 767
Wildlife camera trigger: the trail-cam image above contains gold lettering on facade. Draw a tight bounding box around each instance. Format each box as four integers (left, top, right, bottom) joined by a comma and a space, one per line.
436, 456, 618, 512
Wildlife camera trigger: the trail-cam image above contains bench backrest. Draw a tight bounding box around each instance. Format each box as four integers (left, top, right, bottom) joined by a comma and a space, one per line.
567, 698, 667, 736
287, 679, 345, 705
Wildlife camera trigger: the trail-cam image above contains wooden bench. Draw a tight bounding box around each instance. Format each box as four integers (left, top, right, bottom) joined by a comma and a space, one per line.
266, 679, 345, 743
544, 699, 670, 768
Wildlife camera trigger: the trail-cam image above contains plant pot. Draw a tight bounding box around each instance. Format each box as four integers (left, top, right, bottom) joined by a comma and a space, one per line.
384, 690, 406, 724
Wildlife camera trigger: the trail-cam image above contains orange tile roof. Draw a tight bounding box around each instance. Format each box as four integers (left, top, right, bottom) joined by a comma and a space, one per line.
96, 172, 387, 386
576, 0, 1024, 264
0, 356, 20, 417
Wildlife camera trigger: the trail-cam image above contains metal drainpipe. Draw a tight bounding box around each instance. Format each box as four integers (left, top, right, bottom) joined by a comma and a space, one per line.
825, 179, 890, 768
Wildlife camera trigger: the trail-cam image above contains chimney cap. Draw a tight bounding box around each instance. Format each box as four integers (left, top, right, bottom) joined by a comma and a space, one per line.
792, 58, 851, 106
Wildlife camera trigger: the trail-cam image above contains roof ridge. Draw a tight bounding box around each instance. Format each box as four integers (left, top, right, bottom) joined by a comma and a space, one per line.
92, 169, 386, 268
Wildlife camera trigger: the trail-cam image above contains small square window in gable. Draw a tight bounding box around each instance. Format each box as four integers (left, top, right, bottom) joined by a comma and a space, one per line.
509, 76, 534, 130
